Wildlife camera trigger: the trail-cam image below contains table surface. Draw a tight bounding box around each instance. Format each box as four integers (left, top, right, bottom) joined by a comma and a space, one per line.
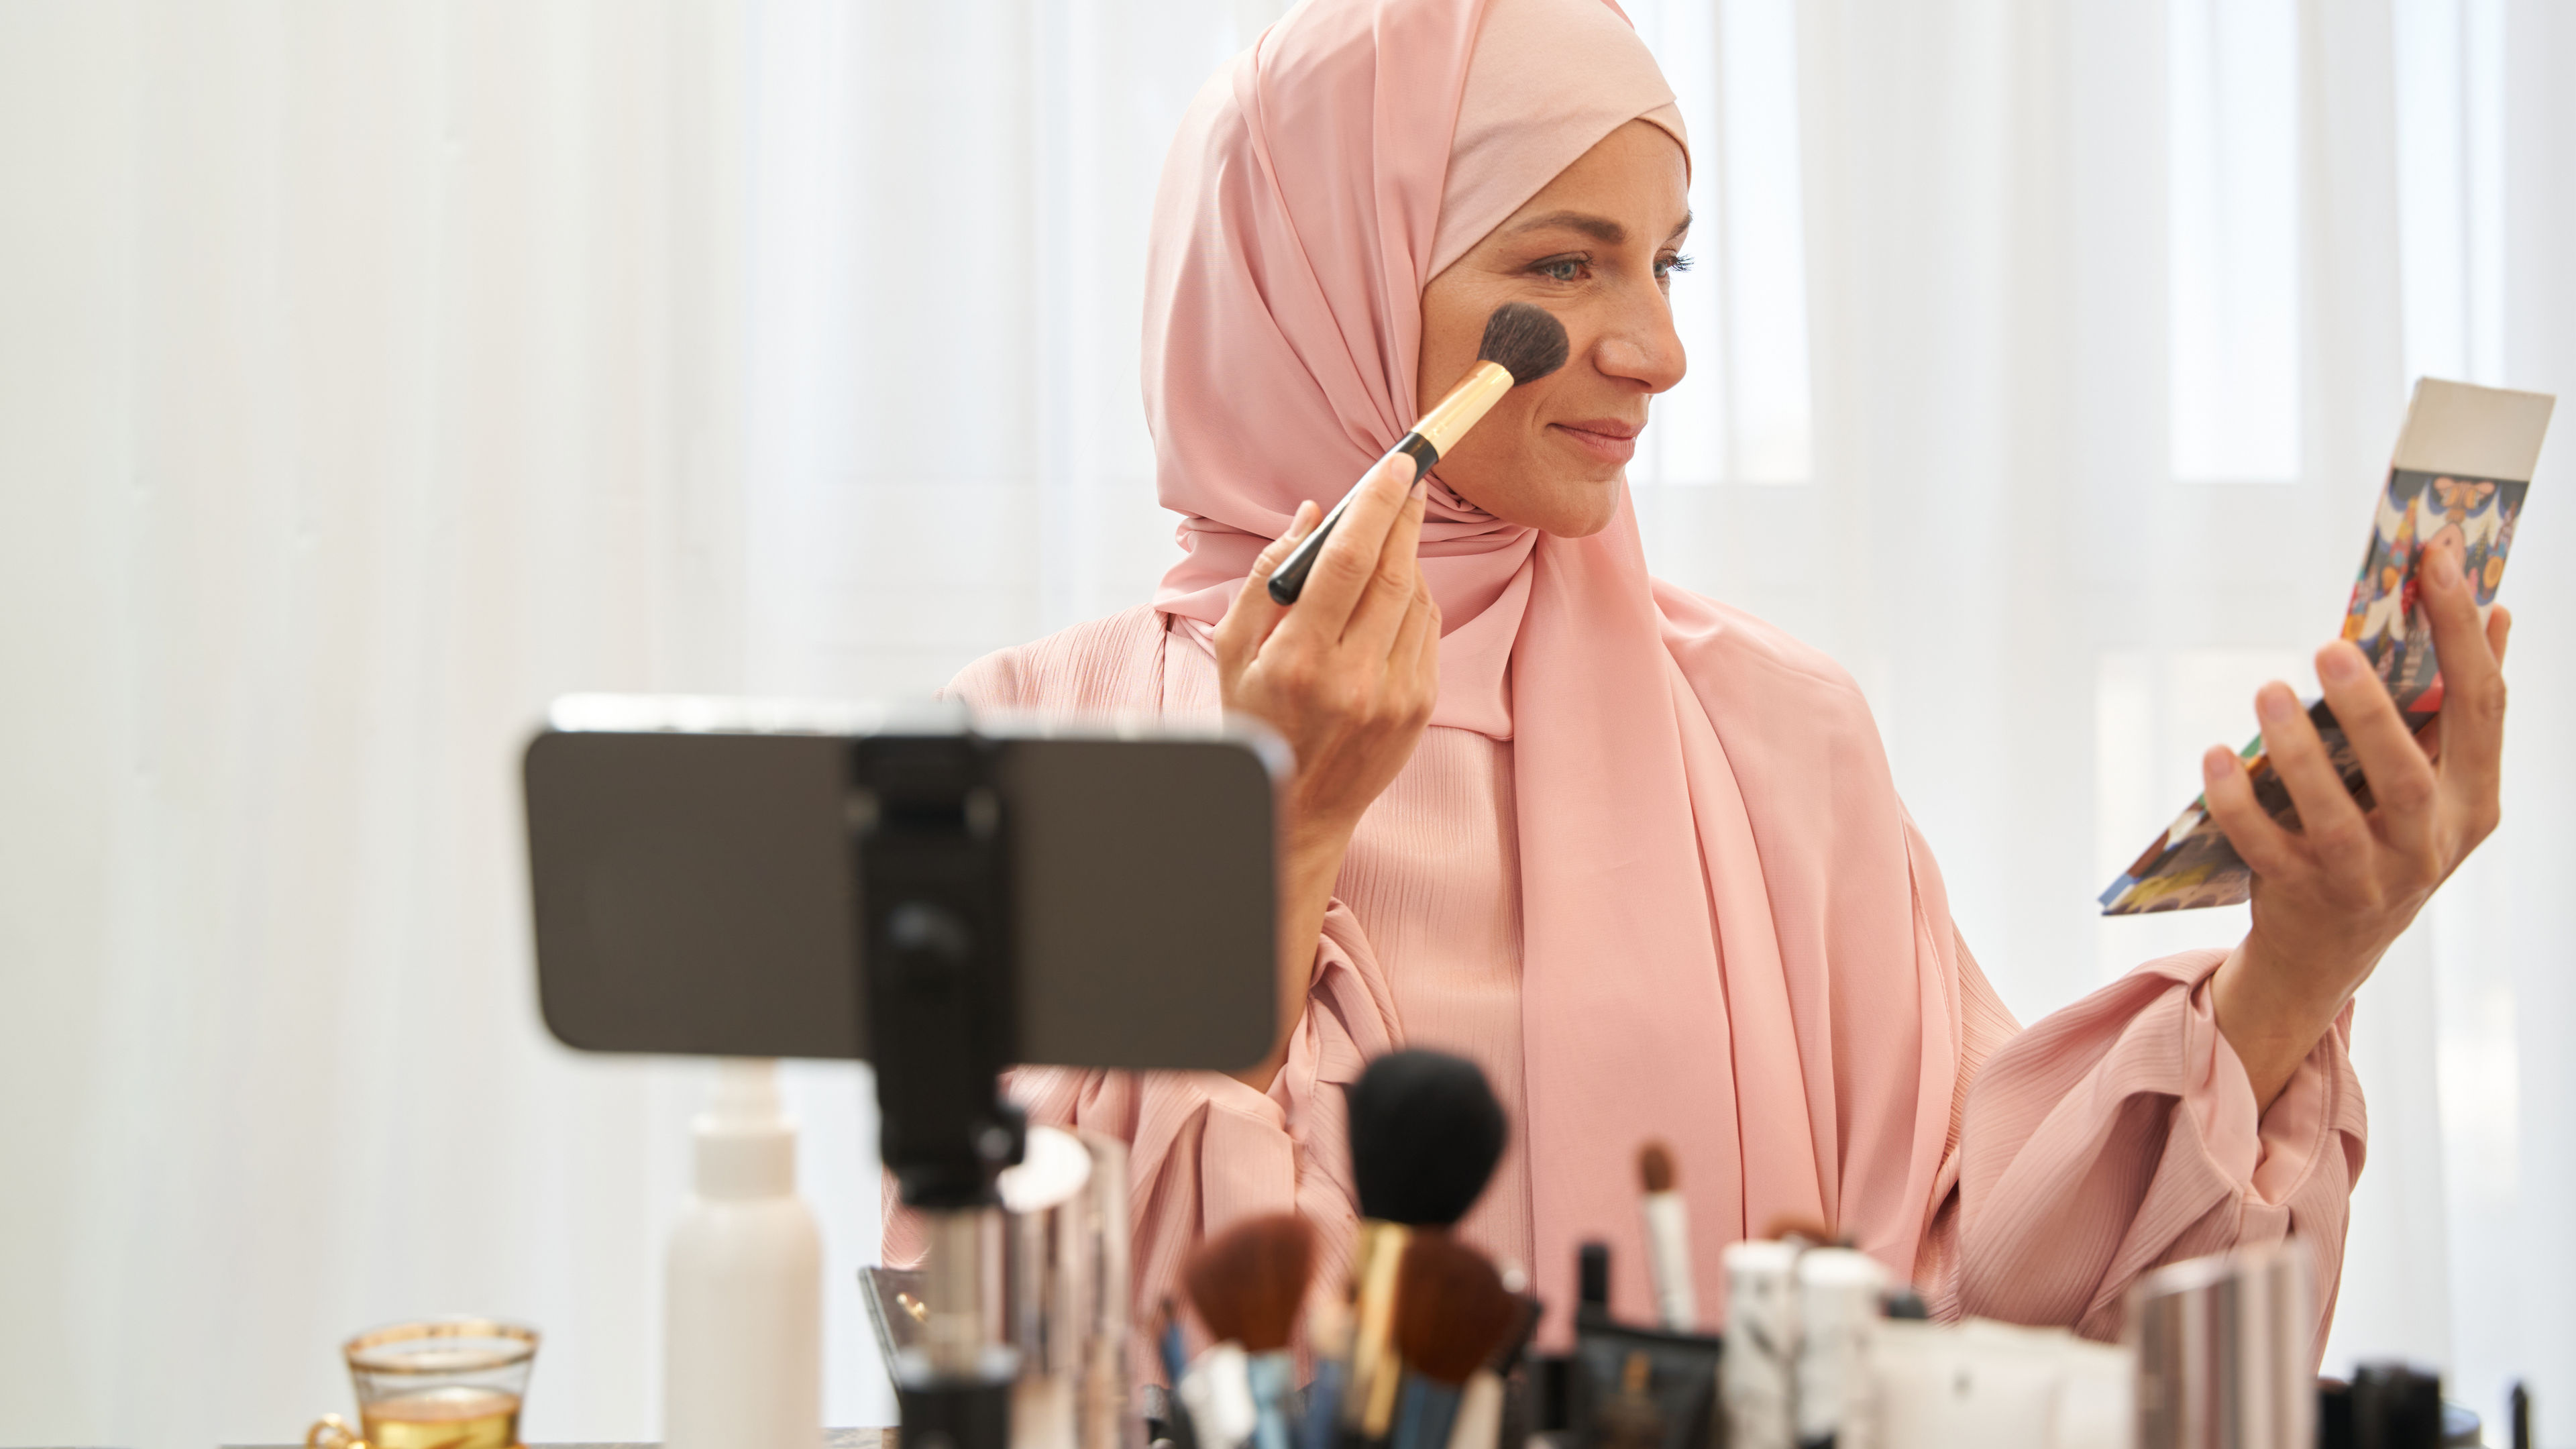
224, 1423, 906, 1433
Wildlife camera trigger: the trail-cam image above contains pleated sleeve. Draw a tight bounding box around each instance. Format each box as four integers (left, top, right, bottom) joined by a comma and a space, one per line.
1916, 916, 2368, 1354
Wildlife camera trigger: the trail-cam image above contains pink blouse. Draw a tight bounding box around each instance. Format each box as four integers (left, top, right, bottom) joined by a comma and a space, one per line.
885, 605, 2365, 1366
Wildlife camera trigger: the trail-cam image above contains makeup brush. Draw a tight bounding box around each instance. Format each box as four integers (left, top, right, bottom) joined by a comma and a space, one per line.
1341, 1050, 1511, 1440
1756, 1214, 1845, 1249
1161, 1297, 1191, 1387
1299, 1281, 1356, 1449
1185, 1215, 1318, 1449
1179, 1341, 1259, 1449
1185, 1214, 1317, 1353
1438, 1293, 1540, 1449
1341, 1219, 1412, 1444
1269, 303, 1571, 604
1388, 1234, 1522, 1449
1637, 1142, 1697, 1332
1159, 1298, 1205, 1449
1348, 1049, 1508, 1229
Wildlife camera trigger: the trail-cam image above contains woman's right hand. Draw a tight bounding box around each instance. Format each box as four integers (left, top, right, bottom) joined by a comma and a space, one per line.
1218, 452, 1442, 840
1212, 451, 1441, 1089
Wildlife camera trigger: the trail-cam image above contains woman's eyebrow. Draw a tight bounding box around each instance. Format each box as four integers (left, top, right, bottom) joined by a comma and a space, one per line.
1507, 210, 1696, 246
1510, 210, 1627, 245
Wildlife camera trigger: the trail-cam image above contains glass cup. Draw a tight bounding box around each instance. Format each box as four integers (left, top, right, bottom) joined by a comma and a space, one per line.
307, 1318, 539, 1449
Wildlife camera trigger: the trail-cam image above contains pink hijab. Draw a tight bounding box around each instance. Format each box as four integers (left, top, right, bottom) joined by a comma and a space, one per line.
1145, 0, 1965, 1328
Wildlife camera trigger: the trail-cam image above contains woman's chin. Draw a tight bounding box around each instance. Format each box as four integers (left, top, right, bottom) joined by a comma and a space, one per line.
1529, 480, 1624, 537
1548, 506, 1621, 537
1448, 456, 1626, 535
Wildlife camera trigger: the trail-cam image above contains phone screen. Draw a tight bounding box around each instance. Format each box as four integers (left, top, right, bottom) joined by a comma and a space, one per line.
523, 722, 1279, 1071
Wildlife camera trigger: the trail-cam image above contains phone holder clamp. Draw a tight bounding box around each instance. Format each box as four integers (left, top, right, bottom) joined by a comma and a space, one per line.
853, 729, 1027, 1449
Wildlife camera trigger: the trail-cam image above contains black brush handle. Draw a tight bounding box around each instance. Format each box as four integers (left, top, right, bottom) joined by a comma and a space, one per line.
1268, 434, 1439, 605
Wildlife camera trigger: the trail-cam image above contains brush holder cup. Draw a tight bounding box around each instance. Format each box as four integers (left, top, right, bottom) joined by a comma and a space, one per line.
869, 1126, 1134, 1449
1000, 1126, 1135, 1449
2129, 1238, 2314, 1449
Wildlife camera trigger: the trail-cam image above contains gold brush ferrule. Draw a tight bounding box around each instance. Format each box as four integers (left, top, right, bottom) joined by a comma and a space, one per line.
1342, 1220, 1410, 1429
1409, 360, 1515, 461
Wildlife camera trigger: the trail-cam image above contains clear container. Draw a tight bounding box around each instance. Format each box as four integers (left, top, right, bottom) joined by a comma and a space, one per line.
309, 1318, 539, 1449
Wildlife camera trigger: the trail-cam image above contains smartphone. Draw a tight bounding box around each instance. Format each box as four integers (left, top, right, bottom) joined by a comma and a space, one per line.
521, 696, 1281, 1072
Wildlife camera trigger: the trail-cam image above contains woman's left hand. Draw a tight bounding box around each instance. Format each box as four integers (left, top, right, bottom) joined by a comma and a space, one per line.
2206, 536, 2513, 1109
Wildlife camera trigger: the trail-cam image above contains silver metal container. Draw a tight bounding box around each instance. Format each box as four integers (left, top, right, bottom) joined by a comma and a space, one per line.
998, 1126, 1135, 1449
2129, 1238, 2314, 1449
863, 1128, 1135, 1449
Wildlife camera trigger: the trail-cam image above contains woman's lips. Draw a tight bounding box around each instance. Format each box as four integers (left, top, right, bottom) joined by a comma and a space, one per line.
1550, 418, 1642, 465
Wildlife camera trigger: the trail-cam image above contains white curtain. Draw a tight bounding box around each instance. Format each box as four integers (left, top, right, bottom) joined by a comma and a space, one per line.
5, 2, 2574, 1446
0, 2, 751, 1443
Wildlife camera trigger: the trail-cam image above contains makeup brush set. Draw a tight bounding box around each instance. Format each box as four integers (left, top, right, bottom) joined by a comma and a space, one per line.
1142, 1046, 2512, 1449
1141, 1046, 2103, 1449
1154, 1050, 1536, 1449
1146, 1048, 1732, 1449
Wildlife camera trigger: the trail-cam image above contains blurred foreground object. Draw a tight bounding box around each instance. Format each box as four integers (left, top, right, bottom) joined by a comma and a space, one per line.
306, 1318, 538, 1449
524, 698, 1280, 1449
665, 1059, 822, 1449
2129, 1238, 2312, 1448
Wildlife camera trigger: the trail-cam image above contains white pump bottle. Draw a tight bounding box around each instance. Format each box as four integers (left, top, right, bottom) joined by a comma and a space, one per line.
664, 1058, 824, 1449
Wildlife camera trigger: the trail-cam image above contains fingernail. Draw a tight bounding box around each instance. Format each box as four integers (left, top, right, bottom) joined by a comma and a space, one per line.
2429, 545, 2461, 586
2202, 747, 2227, 780
2319, 647, 2361, 684
2257, 686, 2296, 724
1408, 475, 1427, 502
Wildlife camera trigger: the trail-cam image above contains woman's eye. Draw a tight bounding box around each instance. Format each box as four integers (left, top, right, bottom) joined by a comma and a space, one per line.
1534, 256, 1587, 283
1656, 252, 1695, 281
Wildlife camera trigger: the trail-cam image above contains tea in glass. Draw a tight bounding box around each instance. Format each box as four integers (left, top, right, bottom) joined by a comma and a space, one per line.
308, 1318, 537, 1449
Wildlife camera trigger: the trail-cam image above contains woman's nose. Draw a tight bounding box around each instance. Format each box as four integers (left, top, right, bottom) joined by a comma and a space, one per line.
1591, 284, 1686, 394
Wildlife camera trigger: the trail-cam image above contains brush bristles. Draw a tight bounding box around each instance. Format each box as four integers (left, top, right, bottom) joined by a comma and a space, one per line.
1348, 1049, 1507, 1228
1476, 303, 1569, 386
1757, 1212, 1844, 1248
1183, 1213, 1317, 1354
1639, 1141, 1676, 1195
1390, 1234, 1521, 1387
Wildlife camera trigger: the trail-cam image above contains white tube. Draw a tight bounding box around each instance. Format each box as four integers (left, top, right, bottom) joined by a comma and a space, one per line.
1642, 1191, 1698, 1331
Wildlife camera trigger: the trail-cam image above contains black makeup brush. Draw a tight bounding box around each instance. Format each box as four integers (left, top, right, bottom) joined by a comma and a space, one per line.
1269, 303, 1571, 604
1348, 1049, 1508, 1229
1340, 1050, 1511, 1442
1387, 1235, 1523, 1449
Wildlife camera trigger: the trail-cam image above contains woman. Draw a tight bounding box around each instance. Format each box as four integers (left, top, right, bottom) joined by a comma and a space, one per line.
890, 0, 2513, 1356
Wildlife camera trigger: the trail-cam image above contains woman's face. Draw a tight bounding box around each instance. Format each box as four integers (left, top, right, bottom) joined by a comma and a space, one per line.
1416, 119, 1690, 537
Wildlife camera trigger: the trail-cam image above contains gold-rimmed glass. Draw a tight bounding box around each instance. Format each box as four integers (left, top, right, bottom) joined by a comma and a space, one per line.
307, 1318, 538, 1449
